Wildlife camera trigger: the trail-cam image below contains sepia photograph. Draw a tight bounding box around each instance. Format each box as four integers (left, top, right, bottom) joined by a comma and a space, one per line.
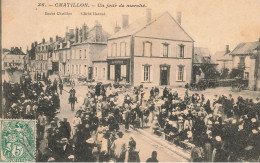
1, 0, 260, 162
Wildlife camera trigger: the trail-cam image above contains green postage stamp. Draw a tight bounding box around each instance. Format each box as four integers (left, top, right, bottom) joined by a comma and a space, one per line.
0, 119, 36, 162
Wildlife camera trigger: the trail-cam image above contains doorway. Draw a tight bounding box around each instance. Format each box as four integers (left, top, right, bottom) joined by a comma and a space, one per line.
115, 64, 121, 82
160, 66, 169, 85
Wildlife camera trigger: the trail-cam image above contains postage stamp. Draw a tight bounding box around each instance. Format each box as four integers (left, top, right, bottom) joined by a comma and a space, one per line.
0, 119, 36, 162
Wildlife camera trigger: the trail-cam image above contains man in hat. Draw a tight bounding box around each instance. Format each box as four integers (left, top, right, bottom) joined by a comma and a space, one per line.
110, 131, 127, 162
55, 138, 73, 162
37, 112, 47, 139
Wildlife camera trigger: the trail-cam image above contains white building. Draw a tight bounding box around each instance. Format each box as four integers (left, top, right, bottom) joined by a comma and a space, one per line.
107, 10, 194, 86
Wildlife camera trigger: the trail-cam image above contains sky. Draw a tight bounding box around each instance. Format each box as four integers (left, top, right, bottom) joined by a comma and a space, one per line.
2, 0, 260, 56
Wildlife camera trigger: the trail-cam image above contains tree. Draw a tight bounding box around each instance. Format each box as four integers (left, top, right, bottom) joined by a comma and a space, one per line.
220, 68, 229, 79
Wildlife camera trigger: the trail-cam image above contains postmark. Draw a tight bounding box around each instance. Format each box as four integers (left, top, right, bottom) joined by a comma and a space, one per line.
0, 119, 36, 162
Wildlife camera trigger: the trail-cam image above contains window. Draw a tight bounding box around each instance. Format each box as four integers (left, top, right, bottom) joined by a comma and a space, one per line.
79, 65, 81, 74
103, 68, 106, 78
143, 65, 150, 82
179, 45, 185, 58
95, 67, 98, 77
178, 66, 184, 81
72, 65, 74, 74
68, 64, 70, 72
244, 72, 249, 79
112, 43, 117, 57
110, 65, 115, 80
79, 50, 82, 59
121, 65, 127, 78
120, 42, 126, 56
163, 43, 169, 57
84, 49, 87, 58
84, 65, 87, 75
76, 65, 79, 74
4, 62, 7, 67
143, 42, 152, 57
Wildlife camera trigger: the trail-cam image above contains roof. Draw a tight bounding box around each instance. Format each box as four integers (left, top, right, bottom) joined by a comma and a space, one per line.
91, 48, 107, 62
5, 47, 26, 55
230, 42, 260, 55
194, 47, 216, 64
109, 12, 193, 42
215, 51, 232, 61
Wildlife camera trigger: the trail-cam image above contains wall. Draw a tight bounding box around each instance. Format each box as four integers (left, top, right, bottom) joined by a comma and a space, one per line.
66, 43, 107, 78
133, 57, 192, 87
216, 60, 232, 71
93, 62, 107, 82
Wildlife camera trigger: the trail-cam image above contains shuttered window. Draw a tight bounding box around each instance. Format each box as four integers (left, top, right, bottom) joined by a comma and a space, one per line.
110, 65, 115, 80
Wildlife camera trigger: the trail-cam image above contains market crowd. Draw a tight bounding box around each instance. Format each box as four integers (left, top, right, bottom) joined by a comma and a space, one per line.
2, 73, 260, 162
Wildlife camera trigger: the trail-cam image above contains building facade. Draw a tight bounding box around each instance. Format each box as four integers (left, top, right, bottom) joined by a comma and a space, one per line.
248, 44, 260, 91
35, 38, 53, 76
107, 11, 194, 86
230, 40, 260, 80
65, 22, 110, 80
215, 45, 232, 71
2, 47, 26, 71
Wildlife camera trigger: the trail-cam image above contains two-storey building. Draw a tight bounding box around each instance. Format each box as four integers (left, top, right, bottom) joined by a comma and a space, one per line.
107, 10, 194, 86
230, 40, 260, 80
2, 47, 26, 71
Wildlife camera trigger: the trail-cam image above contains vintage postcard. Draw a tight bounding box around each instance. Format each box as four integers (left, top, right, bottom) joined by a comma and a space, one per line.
1, 0, 260, 162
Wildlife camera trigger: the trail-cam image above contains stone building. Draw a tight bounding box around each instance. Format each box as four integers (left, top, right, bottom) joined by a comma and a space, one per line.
66, 22, 110, 80
107, 10, 194, 86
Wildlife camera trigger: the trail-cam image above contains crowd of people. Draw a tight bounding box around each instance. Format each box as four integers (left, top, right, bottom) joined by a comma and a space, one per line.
2, 72, 260, 162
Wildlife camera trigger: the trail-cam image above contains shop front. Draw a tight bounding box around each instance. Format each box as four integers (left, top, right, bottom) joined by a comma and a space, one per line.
107, 59, 130, 83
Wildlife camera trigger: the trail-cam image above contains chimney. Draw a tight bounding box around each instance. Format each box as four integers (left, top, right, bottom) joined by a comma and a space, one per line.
146, 8, 152, 23
69, 29, 74, 36
31, 43, 34, 49
226, 45, 230, 54
34, 41, 38, 47
75, 27, 79, 42
115, 25, 121, 33
20, 47, 22, 51
176, 12, 182, 25
11, 47, 14, 51
82, 23, 88, 42
79, 28, 82, 43
122, 15, 129, 28
50, 37, 53, 42
42, 38, 45, 43
95, 21, 102, 42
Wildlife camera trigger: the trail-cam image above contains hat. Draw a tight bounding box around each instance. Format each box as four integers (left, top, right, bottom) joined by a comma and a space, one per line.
216, 136, 221, 142
86, 138, 95, 144
251, 118, 256, 123
60, 138, 68, 143
117, 131, 124, 136
252, 129, 258, 134
47, 157, 55, 162
50, 121, 56, 124
237, 125, 243, 132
